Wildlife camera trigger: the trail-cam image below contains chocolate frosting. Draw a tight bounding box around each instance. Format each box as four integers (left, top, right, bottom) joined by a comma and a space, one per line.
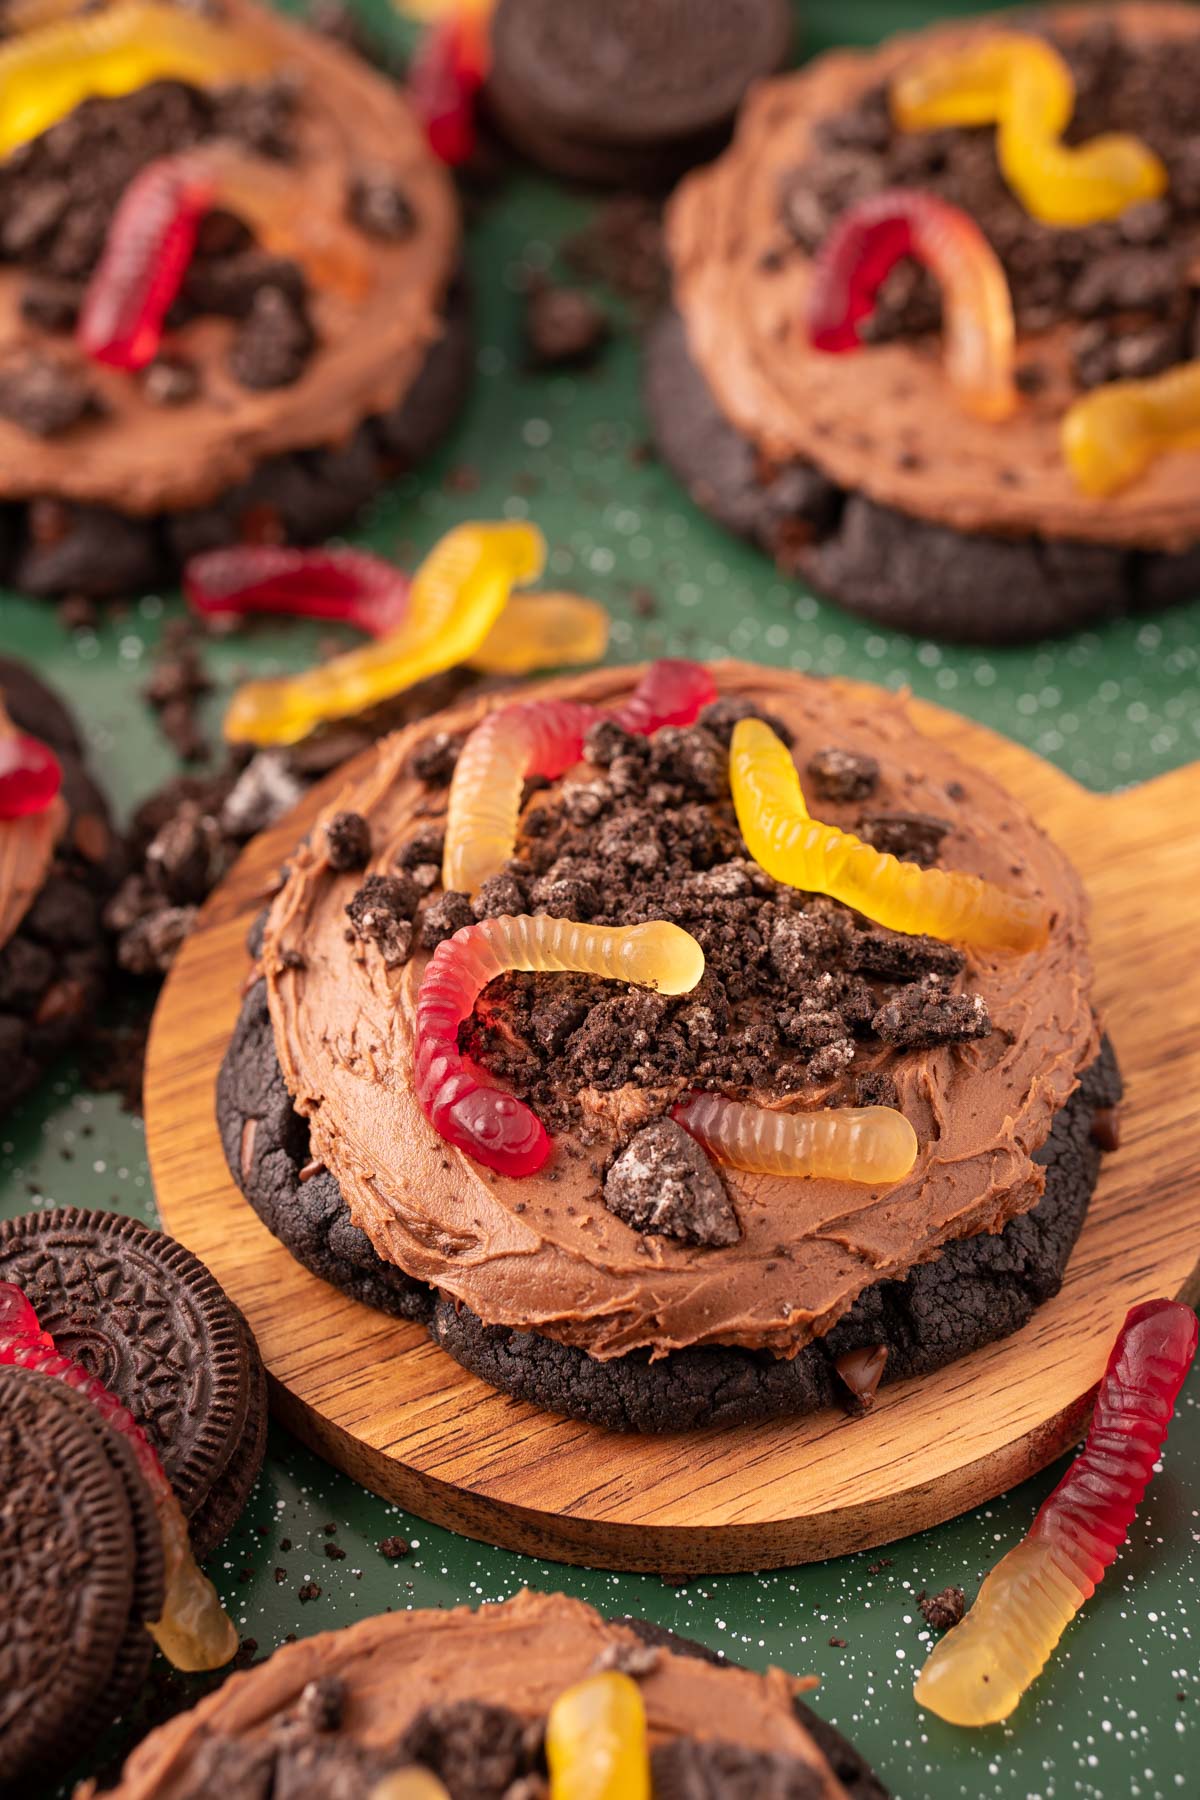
0, 0, 460, 513
666, 3, 1200, 551
261, 663, 1098, 1362
0, 796, 64, 953
91, 1590, 846, 1799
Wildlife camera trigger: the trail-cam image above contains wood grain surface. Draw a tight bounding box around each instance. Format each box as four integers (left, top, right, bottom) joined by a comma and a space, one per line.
146, 670, 1200, 1572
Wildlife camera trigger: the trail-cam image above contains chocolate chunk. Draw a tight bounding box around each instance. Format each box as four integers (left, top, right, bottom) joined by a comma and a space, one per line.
346, 873, 419, 965
1091, 1106, 1121, 1152
872, 978, 990, 1049
401, 1700, 530, 1800
295, 1675, 345, 1732
604, 1120, 740, 1247
19, 278, 81, 333
324, 810, 372, 872
652, 1738, 827, 1799
698, 696, 793, 749
525, 281, 609, 367
852, 1070, 898, 1108
472, 872, 528, 920
143, 354, 201, 406
297, 1581, 322, 1603
845, 928, 966, 982
0, 352, 96, 436
918, 1585, 966, 1631
834, 1344, 888, 1409
806, 744, 879, 804
228, 284, 315, 391
348, 169, 416, 239
856, 811, 951, 867
406, 730, 464, 785
419, 890, 475, 950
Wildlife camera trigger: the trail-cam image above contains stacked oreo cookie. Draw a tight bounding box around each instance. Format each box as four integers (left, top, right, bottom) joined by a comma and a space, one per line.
0, 1209, 267, 1791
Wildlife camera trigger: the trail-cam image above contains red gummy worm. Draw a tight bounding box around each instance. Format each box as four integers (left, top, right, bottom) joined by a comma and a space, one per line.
1033, 1298, 1198, 1589
414, 926, 551, 1178
78, 155, 214, 370
806, 192, 916, 352
608, 659, 719, 734
0, 724, 62, 820
409, 8, 491, 167
184, 546, 411, 637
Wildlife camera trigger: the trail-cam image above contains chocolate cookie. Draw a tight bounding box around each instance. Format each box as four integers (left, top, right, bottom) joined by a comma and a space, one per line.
90, 1590, 888, 1799
0, 1209, 267, 1549
0, 1366, 165, 1791
486, 0, 793, 187
653, 6, 1200, 641
0, 0, 470, 600
219, 977, 1120, 1430
0, 657, 120, 1114
645, 307, 1200, 643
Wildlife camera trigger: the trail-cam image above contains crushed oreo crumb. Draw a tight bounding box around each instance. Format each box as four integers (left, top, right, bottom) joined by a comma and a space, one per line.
419, 890, 476, 950
346, 873, 419, 965
806, 744, 880, 804
857, 812, 952, 868
407, 730, 464, 786
697, 696, 794, 749
872, 977, 990, 1049
228, 283, 315, 390
348, 169, 416, 239
525, 280, 610, 367
324, 810, 372, 872
918, 1585, 967, 1631
0, 352, 96, 437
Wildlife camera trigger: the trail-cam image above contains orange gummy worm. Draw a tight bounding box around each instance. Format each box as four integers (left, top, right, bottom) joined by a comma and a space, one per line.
674, 1091, 918, 1184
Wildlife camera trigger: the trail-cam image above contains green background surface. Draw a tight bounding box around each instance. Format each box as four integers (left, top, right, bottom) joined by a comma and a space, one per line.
1, 2, 1197, 1795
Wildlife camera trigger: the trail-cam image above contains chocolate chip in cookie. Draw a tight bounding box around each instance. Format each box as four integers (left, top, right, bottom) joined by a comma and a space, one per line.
604, 1119, 740, 1247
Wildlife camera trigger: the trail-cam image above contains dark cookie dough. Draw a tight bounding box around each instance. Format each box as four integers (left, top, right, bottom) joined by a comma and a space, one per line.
0, 1366, 165, 1791
0, 656, 120, 1114
218, 976, 1120, 1431
0, 1207, 265, 1546
644, 307, 1200, 643
485, 0, 792, 188
8, 281, 472, 599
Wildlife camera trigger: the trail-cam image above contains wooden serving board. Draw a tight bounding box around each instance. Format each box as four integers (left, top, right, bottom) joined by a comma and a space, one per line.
146, 680, 1200, 1573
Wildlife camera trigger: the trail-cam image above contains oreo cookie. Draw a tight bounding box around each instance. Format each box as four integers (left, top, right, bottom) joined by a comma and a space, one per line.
486, 0, 793, 187
0, 1209, 267, 1552
218, 976, 1121, 1431
0, 1366, 165, 1791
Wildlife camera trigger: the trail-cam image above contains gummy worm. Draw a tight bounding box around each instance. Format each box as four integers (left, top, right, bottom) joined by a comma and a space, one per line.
442, 659, 717, 895
184, 544, 608, 672
369, 1773, 452, 1800
0, 3, 273, 160
914, 1298, 1198, 1725
890, 33, 1166, 229
224, 521, 546, 747
1062, 361, 1200, 497
415, 914, 705, 1175
0, 696, 62, 820
730, 719, 1049, 951
408, 0, 492, 166
545, 1670, 652, 1800
806, 189, 1017, 421
0, 1281, 238, 1672
673, 1091, 918, 1185
79, 142, 372, 372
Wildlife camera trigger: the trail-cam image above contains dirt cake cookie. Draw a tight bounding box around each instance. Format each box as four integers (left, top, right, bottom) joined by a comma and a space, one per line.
218, 661, 1119, 1430
0, 656, 121, 1113
648, 4, 1200, 641
87, 1589, 890, 1798
0, 0, 467, 598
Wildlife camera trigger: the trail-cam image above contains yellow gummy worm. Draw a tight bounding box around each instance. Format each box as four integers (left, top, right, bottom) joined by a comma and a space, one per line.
470, 592, 610, 675
891, 33, 1166, 228
369, 1772, 453, 1800
675, 1091, 918, 1185
546, 1671, 652, 1800
0, 4, 273, 159
224, 521, 546, 747
1062, 360, 1200, 496
730, 719, 1049, 951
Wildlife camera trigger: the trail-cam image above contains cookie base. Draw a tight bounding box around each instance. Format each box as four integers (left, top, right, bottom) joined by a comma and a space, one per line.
644, 308, 1200, 644
219, 978, 1120, 1432
7, 283, 472, 600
